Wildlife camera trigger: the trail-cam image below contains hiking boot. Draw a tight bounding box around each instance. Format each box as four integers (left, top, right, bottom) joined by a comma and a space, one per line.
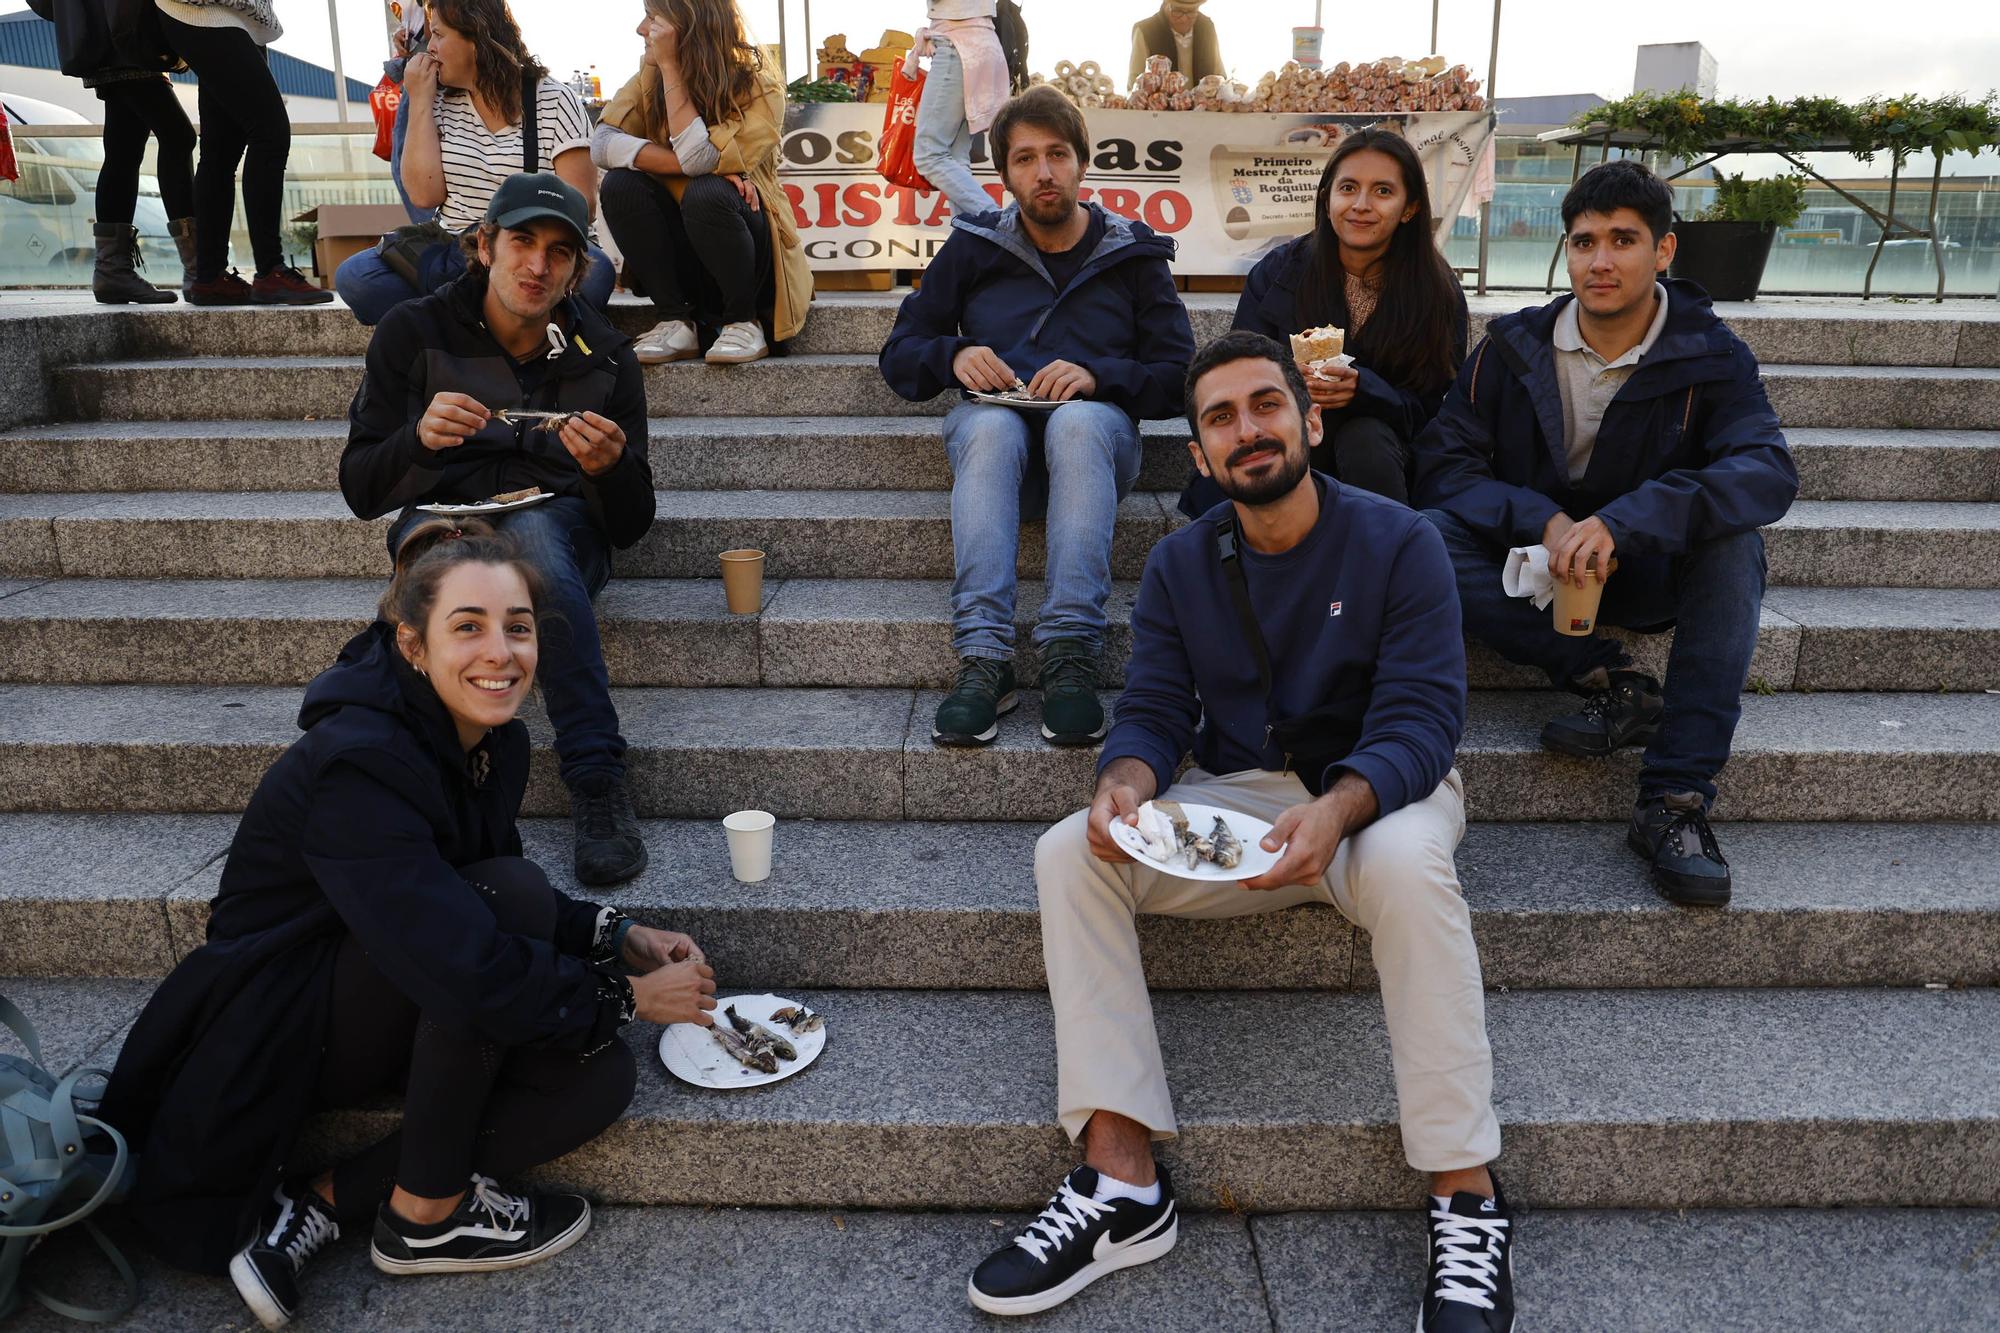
168, 216, 197, 296
632, 318, 699, 364
1539, 667, 1662, 758
228, 1183, 339, 1329
91, 223, 175, 305
370, 1174, 591, 1276
968, 1165, 1178, 1316
1420, 1176, 1516, 1332
704, 319, 769, 364
253, 264, 335, 305
1039, 639, 1106, 746
185, 267, 257, 306
1628, 792, 1732, 907
933, 657, 1018, 746
571, 771, 648, 886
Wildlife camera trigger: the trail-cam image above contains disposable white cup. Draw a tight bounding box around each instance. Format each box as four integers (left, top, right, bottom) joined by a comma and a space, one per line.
722, 809, 776, 882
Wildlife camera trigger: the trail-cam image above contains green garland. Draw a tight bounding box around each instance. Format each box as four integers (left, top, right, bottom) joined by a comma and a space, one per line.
1571, 90, 2000, 165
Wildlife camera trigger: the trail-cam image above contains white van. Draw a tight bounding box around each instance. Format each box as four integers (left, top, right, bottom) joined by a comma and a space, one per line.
1, 91, 174, 286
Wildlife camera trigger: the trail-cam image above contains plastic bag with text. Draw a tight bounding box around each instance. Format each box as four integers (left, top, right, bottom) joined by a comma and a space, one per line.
875, 62, 931, 192
370, 75, 403, 161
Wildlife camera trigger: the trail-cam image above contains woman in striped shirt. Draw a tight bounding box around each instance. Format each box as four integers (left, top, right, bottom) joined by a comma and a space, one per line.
335, 0, 616, 325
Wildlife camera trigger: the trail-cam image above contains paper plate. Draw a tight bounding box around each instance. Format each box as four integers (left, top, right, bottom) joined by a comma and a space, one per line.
967, 390, 1062, 410
658, 993, 826, 1089
1108, 801, 1284, 882
416, 491, 554, 516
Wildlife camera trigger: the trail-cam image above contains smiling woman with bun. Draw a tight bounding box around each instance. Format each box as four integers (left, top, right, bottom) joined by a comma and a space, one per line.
1182, 127, 1468, 514
100, 519, 716, 1330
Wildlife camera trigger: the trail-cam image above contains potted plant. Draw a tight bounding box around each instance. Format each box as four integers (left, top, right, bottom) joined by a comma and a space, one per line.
1670, 172, 1806, 301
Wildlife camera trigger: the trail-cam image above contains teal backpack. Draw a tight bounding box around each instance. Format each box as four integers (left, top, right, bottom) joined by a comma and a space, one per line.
0, 995, 139, 1323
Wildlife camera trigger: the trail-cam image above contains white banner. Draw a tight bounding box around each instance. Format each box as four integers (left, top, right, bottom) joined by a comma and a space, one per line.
777, 106, 1495, 273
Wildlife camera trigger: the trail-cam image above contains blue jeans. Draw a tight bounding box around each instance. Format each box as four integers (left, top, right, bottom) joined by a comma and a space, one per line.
1423, 507, 1766, 805
389, 496, 626, 786
388, 85, 434, 225
336, 238, 617, 326
911, 35, 992, 220
944, 400, 1142, 660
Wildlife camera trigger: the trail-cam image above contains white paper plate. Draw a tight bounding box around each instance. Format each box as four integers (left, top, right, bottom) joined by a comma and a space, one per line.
658, 993, 826, 1089
968, 390, 1062, 410
1108, 801, 1284, 882
416, 491, 554, 516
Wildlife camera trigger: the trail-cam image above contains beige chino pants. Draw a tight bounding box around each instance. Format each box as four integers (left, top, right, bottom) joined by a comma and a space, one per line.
1035, 765, 1501, 1172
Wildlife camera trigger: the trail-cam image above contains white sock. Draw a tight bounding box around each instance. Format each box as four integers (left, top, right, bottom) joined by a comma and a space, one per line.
1430, 1194, 1455, 1213
1091, 1170, 1162, 1206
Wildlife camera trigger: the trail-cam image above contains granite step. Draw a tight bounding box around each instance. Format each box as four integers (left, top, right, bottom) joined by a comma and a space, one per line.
49, 356, 2000, 429
5, 418, 1996, 502
8, 1202, 1996, 1332
0, 684, 1993, 822
6, 577, 1997, 693
15, 974, 1999, 1210
4, 492, 1997, 588
7, 812, 1995, 990
56, 290, 2000, 368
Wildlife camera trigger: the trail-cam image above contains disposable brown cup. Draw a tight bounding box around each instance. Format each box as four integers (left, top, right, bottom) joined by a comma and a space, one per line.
1551, 556, 1617, 636
719, 549, 765, 614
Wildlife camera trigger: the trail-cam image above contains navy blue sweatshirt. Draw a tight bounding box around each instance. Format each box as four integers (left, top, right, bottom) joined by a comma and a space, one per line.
1102, 475, 1466, 817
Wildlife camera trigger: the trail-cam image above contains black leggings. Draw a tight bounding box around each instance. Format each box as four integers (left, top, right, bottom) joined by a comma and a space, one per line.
96, 78, 195, 226
158, 16, 289, 278
600, 168, 770, 326
314, 857, 637, 1220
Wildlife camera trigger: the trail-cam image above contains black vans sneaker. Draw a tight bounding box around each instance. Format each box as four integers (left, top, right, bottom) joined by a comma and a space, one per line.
1629, 791, 1732, 906
967, 1165, 1178, 1317
1038, 639, 1107, 746
933, 657, 1018, 746
1420, 1181, 1516, 1332
228, 1184, 339, 1329
370, 1174, 591, 1276
1539, 667, 1663, 758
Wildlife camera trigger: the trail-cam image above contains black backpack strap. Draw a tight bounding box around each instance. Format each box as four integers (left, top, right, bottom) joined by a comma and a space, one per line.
1213, 509, 1274, 712
521, 72, 539, 173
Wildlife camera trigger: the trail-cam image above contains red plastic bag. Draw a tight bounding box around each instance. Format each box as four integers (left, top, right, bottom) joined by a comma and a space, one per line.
370, 75, 402, 162
0, 102, 18, 184
876, 61, 931, 192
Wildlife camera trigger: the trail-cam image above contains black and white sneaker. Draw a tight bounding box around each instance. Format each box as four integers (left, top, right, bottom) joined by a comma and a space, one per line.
967, 1165, 1178, 1316
1420, 1180, 1517, 1332
370, 1174, 591, 1276
228, 1183, 339, 1329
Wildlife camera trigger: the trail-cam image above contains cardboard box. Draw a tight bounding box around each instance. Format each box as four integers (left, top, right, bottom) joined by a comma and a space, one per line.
294, 204, 414, 288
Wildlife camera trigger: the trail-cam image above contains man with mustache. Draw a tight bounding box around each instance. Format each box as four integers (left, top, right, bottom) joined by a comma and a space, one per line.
881, 85, 1194, 749
343, 172, 656, 888
968, 331, 1516, 1332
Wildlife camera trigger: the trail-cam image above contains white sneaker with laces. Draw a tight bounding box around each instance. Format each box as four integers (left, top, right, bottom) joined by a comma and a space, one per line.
632, 319, 699, 364
705, 319, 769, 364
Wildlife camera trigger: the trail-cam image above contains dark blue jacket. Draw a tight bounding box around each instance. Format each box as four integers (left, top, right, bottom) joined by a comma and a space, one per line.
1233, 234, 1469, 442
1103, 475, 1465, 819
1412, 279, 1797, 555
879, 202, 1194, 422
102, 623, 629, 1274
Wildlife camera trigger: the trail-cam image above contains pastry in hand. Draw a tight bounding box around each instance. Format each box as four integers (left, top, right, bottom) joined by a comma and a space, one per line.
1289, 325, 1345, 363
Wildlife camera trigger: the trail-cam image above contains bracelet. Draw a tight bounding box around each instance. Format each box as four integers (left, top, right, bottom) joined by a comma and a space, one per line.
610, 916, 638, 962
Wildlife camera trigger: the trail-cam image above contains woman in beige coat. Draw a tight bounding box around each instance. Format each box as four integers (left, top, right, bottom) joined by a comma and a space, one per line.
592, 0, 811, 364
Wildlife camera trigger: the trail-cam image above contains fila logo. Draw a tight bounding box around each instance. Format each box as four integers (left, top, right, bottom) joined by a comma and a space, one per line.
1328, 601, 1343, 617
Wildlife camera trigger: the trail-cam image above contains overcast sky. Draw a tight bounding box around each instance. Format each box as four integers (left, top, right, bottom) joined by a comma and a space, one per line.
268, 0, 2000, 109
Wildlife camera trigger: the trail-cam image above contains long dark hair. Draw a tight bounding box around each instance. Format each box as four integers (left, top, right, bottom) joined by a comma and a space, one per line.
638, 0, 761, 136
1296, 127, 1461, 396
428, 0, 549, 126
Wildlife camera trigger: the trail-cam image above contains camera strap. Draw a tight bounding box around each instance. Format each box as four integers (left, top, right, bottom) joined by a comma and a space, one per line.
1213, 508, 1275, 746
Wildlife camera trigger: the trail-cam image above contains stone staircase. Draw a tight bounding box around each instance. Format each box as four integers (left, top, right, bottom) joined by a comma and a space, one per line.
1, 292, 1997, 1329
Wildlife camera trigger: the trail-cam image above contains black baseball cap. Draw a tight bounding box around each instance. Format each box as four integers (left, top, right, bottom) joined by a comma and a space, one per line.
484, 172, 589, 246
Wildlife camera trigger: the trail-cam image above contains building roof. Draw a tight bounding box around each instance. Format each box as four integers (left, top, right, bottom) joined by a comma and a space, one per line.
1493, 93, 1610, 132
0, 7, 370, 101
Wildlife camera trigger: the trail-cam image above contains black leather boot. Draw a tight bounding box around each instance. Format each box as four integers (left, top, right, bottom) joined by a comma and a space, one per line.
1539, 667, 1663, 758
92, 223, 176, 305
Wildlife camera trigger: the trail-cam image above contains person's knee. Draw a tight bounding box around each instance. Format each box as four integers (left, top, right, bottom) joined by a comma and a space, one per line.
1693, 529, 1766, 577
1033, 809, 1101, 912
945, 411, 1031, 474
598, 168, 653, 222
1350, 842, 1467, 939
334, 252, 400, 325
1043, 402, 1131, 456
459, 856, 559, 939
584, 1038, 639, 1126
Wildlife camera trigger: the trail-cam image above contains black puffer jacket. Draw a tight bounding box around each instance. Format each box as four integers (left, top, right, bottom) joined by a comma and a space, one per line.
99, 622, 634, 1275
343, 270, 655, 548
23, 0, 181, 86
